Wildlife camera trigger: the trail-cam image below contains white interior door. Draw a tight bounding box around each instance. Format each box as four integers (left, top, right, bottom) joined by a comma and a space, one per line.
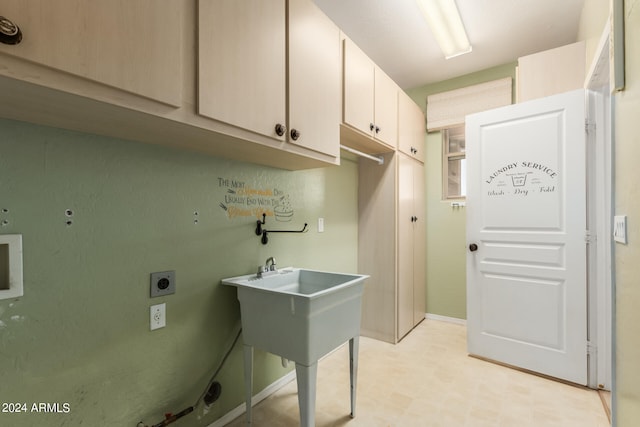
466, 89, 587, 385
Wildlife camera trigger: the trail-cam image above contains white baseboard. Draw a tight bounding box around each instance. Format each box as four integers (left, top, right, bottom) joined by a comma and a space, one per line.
425, 313, 467, 326
206, 370, 297, 427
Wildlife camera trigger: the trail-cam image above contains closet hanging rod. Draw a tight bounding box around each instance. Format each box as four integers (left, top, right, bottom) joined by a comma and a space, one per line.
340, 145, 384, 165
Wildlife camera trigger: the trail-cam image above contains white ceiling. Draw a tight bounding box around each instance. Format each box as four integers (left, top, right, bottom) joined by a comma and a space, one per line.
312, 0, 586, 89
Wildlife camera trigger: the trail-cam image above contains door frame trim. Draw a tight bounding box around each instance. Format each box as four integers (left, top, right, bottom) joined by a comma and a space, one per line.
585, 22, 613, 391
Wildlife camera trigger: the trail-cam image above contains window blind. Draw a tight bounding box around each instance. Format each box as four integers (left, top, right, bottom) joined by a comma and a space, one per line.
426, 77, 512, 131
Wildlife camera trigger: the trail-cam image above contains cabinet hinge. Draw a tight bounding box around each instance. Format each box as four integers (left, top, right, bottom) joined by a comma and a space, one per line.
587, 341, 597, 357
585, 230, 596, 244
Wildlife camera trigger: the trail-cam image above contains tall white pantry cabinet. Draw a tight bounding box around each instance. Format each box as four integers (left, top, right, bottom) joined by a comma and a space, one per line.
357, 91, 426, 344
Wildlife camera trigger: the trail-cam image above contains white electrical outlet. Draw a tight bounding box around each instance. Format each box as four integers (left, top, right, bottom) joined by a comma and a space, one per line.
614, 215, 628, 244
150, 303, 166, 330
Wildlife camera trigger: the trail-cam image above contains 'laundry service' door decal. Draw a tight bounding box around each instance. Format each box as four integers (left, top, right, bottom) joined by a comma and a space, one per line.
485, 161, 558, 197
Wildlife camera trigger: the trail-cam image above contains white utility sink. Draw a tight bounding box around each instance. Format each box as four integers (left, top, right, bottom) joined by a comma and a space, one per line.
221, 267, 368, 426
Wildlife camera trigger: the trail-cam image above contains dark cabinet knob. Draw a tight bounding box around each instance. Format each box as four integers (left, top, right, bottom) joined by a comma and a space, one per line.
0, 16, 22, 45
290, 129, 301, 141
469, 243, 478, 252
369, 123, 375, 131
375, 126, 380, 134
274, 123, 286, 137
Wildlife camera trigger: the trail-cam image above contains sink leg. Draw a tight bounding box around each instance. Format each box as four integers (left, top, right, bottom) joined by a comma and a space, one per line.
243, 345, 254, 425
295, 362, 317, 427
349, 336, 359, 418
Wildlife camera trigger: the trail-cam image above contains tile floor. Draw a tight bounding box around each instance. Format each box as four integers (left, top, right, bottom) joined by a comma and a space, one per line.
226, 319, 610, 427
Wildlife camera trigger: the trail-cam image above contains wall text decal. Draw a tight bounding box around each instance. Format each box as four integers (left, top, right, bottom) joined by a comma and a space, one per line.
217, 177, 294, 220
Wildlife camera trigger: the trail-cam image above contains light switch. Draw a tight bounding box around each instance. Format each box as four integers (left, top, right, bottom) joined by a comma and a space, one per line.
318, 218, 324, 233
613, 215, 627, 244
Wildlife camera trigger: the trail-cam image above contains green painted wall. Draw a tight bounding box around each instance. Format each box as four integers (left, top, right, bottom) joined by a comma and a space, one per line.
0, 118, 358, 426
406, 63, 517, 320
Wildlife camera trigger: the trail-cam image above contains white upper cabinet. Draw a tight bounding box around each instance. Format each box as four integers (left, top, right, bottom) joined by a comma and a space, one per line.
373, 66, 399, 148
198, 0, 286, 141
198, 0, 340, 159
398, 90, 426, 163
343, 38, 375, 138
287, 0, 341, 157
343, 38, 398, 151
0, 0, 183, 107
517, 41, 586, 103
0, 0, 344, 169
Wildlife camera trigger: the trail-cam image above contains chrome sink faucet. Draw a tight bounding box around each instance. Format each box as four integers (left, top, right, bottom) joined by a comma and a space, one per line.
265, 256, 277, 271
257, 257, 277, 278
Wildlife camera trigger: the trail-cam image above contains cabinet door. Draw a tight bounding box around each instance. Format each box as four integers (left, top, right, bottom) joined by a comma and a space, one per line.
398, 91, 426, 162
373, 67, 399, 148
412, 161, 426, 324
198, 0, 286, 140
343, 38, 375, 137
398, 154, 426, 338
397, 153, 415, 339
517, 41, 585, 102
0, 0, 183, 107
288, 0, 341, 157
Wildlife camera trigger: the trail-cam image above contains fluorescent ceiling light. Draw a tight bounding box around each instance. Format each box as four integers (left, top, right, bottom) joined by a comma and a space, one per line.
417, 0, 472, 59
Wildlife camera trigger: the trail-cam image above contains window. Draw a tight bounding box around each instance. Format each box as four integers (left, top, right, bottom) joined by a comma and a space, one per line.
426, 78, 512, 200
443, 126, 466, 199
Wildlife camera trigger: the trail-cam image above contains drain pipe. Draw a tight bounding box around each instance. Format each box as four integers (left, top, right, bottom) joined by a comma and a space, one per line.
152, 407, 194, 427
137, 406, 194, 427
137, 321, 243, 427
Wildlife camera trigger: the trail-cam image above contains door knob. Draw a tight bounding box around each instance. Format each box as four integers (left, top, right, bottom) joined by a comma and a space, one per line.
469, 243, 478, 252
290, 129, 301, 141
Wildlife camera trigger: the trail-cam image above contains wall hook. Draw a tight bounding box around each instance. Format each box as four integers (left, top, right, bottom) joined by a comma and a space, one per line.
255, 213, 266, 236
255, 213, 308, 245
